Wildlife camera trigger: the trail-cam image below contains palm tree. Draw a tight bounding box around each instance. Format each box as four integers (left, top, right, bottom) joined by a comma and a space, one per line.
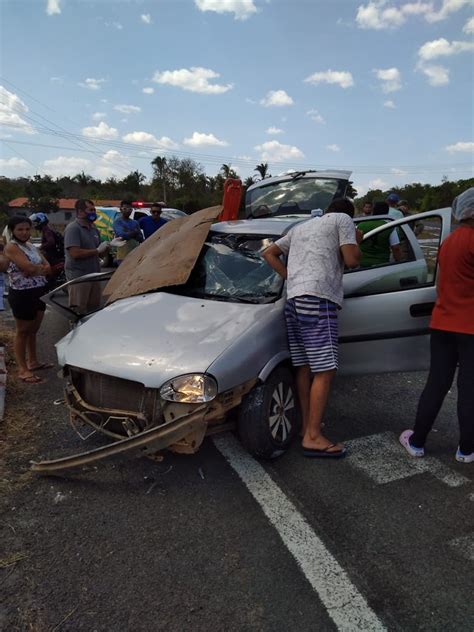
151, 156, 168, 202
244, 176, 255, 188
220, 163, 237, 179
254, 163, 269, 180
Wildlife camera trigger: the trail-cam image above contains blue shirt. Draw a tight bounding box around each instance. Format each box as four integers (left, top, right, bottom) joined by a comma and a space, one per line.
388, 207, 404, 221
112, 216, 143, 242
139, 215, 167, 239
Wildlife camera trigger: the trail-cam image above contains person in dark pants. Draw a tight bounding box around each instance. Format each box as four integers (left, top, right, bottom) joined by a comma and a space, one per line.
399, 187, 474, 463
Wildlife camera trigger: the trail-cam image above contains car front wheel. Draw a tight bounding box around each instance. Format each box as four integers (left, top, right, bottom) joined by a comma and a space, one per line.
237, 366, 299, 459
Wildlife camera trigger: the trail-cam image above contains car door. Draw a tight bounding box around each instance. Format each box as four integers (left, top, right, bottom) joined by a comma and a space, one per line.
338, 208, 452, 375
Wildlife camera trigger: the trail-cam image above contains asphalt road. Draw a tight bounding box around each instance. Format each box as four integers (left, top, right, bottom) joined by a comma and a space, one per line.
1, 307, 473, 631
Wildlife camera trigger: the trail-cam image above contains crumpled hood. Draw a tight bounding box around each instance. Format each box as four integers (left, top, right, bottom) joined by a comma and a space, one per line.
56, 291, 269, 388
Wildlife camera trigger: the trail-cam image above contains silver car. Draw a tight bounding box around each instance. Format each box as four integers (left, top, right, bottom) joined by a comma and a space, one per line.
34, 205, 452, 472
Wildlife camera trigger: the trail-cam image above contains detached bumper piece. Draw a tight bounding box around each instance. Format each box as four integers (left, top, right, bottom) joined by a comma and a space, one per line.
31, 378, 256, 473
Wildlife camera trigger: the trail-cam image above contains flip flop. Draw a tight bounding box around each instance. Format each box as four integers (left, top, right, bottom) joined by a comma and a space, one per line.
28, 363, 54, 371
19, 374, 44, 384
302, 443, 347, 459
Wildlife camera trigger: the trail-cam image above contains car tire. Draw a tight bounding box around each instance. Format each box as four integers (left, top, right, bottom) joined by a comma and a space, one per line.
237, 366, 299, 459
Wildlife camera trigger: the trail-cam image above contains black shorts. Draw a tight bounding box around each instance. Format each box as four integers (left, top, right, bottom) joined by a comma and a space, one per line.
8, 286, 47, 321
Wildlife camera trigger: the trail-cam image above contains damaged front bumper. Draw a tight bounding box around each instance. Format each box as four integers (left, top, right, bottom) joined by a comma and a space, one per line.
31, 376, 256, 473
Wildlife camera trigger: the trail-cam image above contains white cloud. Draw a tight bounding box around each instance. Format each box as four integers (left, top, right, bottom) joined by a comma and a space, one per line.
78, 78, 106, 91
43, 156, 90, 177
0, 157, 29, 169
95, 150, 131, 180
82, 121, 118, 139
153, 67, 233, 94
142, 87, 155, 94
418, 37, 474, 60
122, 131, 179, 149
304, 70, 354, 89
445, 141, 474, 153
41, 151, 132, 179
425, 0, 472, 23
46, 0, 61, 16
92, 111, 107, 121
326, 144, 341, 152
260, 90, 294, 107
463, 16, 474, 33
391, 167, 408, 175
266, 127, 284, 135
306, 109, 326, 123
195, 0, 258, 20
374, 67, 402, 92
254, 140, 304, 162
113, 104, 141, 114
356, 1, 470, 29
141, 13, 152, 24
384, 100, 396, 108
368, 178, 389, 190
0, 86, 36, 134
183, 131, 228, 146
50, 76, 63, 83
418, 63, 450, 85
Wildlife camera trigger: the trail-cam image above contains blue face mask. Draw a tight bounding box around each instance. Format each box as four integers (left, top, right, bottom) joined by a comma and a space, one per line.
86, 212, 97, 222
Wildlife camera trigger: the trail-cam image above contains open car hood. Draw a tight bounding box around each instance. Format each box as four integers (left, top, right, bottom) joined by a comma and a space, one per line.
56, 291, 271, 388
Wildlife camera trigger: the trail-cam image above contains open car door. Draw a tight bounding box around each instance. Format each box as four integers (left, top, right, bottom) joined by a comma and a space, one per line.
339, 208, 452, 375
41, 272, 112, 323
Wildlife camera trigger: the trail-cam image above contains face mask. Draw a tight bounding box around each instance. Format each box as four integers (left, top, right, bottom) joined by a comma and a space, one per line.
86, 212, 97, 222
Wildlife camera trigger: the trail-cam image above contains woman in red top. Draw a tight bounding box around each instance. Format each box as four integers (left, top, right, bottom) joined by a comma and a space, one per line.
399, 188, 474, 463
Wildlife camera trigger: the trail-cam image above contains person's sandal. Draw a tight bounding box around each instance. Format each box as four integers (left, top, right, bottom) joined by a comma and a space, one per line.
455, 447, 474, 464
399, 430, 424, 457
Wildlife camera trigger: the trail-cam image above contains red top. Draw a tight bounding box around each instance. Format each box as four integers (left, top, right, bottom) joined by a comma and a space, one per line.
430, 225, 474, 335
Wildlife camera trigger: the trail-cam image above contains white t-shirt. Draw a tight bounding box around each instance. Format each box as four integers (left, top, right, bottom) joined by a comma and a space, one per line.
275, 213, 357, 307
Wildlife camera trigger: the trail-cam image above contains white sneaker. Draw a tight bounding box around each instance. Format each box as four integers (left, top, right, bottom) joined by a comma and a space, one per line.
455, 447, 474, 463
399, 430, 425, 457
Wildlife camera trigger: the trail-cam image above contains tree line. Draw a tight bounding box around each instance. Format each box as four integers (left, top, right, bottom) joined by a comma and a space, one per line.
1, 153, 472, 222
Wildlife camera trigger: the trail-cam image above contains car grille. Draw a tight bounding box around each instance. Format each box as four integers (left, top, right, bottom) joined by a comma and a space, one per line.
68, 367, 163, 424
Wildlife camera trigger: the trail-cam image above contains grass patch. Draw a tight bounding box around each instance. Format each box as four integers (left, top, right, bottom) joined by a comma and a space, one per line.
0, 551, 29, 569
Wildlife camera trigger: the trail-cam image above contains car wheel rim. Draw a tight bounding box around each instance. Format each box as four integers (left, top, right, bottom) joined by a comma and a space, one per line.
269, 381, 295, 442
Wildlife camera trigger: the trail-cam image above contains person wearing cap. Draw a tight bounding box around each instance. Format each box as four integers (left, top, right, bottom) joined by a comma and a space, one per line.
386, 193, 404, 220
397, 200, 410, 216
139, 202, 168, 239
399, 187, 474, 464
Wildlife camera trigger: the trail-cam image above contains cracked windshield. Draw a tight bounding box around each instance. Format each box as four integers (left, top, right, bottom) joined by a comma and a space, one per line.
171, 233, 282, 303
246, 177, 343, 217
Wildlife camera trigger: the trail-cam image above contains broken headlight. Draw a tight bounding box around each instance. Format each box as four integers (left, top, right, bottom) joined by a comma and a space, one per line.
160, 374, 218, 403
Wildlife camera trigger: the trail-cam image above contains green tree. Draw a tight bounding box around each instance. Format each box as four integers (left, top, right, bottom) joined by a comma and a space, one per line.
254, 162, 270, 180
220, 163, 238, 179
120, 170, 146, 195
151, 156, 168, 202
25, 175, 62, 212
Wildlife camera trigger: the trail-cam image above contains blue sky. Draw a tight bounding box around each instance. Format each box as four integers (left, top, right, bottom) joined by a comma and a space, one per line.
0, 0, 473, 195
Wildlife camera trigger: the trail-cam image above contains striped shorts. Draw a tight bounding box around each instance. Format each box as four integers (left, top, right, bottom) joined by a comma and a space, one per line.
284, 295, 339, 373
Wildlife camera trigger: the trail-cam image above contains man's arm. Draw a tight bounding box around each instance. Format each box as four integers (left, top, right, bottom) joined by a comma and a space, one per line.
340, 244, 360, 269
67, 246, 99, 260
262, 243, 287, 279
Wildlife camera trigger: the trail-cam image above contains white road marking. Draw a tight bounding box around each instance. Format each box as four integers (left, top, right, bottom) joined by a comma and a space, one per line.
214, 434, 386, 632
448, 533, 474, 562
346, 432, 469, 488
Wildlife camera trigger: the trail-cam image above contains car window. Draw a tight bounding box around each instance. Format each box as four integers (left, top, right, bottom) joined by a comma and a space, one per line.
345, 215, 442, 297
169, 233, 283, 303
246, 177, 345, 217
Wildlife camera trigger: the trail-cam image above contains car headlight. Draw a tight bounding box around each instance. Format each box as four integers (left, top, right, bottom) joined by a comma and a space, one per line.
160, 374, 218, 403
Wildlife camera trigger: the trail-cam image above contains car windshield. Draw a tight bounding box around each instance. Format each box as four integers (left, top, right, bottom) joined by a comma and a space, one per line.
246, 177, 344, 218
170, 232, 284, 304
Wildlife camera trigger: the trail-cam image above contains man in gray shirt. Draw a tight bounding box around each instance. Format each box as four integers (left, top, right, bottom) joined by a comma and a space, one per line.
263, 198, 361, 458
64, 199, 109, 314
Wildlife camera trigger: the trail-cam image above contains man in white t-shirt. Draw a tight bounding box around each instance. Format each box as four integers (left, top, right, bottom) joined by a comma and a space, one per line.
263, 198, 361, 458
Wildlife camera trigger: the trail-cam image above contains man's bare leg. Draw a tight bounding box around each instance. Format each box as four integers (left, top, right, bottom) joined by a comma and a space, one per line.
295, 365, 311, 436
302, 369, 343, 452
